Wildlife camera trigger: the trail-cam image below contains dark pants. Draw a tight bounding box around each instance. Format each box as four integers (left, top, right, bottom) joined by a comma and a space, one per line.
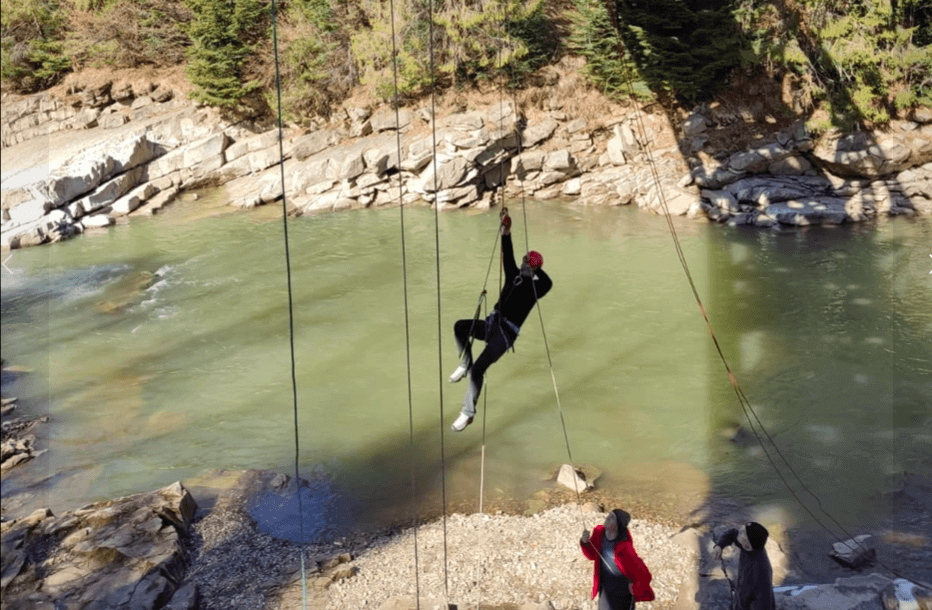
598, 587, 634, 610
453, 314, 516, 417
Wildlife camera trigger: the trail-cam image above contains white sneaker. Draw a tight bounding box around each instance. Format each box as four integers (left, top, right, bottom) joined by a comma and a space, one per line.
448, 364, 468, 383
451, 412, 474, 432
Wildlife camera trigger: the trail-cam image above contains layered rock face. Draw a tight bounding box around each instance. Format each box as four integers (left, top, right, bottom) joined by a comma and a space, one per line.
1, 482, 197, 610
3, 83, 931, 251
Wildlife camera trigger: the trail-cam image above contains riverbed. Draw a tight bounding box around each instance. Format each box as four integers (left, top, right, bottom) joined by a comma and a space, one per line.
1, 194, 930, 580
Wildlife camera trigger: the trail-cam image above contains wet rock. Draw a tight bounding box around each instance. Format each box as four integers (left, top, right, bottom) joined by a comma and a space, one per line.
556, 464, 593, 493
881, 579, 932, 610
776, 574, 895, 610
830, 534, 876, 568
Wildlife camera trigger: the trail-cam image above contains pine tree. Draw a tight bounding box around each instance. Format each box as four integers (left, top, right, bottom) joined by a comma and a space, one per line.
184, 0, 265, 108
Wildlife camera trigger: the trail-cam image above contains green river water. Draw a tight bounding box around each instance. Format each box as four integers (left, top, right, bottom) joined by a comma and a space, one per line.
2, 193, 931, 573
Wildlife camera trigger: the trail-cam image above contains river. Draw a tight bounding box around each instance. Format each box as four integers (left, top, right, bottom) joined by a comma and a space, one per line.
1, 193, 930, 579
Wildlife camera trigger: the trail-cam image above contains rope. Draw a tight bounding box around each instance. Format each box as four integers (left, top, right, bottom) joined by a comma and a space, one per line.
496, 12, 612, 574
269, 1, 307, 608
505, 28, 530, 254
608, 14, 923, 587
426, 0, 450, 599
388, 0, 421, 605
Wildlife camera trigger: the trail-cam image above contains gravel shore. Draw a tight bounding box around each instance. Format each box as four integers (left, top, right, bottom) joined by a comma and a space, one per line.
321, 504, 693, 610
186, 497, 696, 610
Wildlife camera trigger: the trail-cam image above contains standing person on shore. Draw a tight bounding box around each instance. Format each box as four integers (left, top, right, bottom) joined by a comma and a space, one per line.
448, 208, 552, 432
580, 509, 655, 610
712, 521, 776, 610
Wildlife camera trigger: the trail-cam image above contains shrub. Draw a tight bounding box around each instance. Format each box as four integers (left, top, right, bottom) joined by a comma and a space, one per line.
66, 0, 193, 70
351, 0, 551, 102
1, 0, 71, 92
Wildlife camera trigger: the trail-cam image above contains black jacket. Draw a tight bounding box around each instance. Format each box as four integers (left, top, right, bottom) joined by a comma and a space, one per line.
715, 529, 776, 610
494, 233, 552, 327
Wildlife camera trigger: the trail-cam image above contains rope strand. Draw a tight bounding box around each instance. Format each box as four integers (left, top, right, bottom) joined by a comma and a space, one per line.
388, 0, 421, 604
269, 2, 307, 608
426, 0, 450, 598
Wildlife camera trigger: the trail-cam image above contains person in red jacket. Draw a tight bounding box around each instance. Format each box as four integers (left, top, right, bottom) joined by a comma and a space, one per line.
580, 509, 655, 610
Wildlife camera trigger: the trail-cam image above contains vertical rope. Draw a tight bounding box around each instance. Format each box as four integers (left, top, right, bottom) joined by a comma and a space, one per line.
388, 0, 420, 605
426, 0, 450, 598
269, 2, 306, 608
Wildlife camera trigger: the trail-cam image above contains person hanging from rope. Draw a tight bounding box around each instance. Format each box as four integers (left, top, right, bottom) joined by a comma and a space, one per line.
448, 207, 552, 432
712, 522, 776, 610
580, 509, 655, 610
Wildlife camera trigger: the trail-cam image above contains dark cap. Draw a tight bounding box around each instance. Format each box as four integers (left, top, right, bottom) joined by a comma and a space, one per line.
745, 522, 768, 550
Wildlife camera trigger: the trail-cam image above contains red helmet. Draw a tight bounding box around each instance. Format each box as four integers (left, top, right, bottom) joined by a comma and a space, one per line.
525, 251, 543, 267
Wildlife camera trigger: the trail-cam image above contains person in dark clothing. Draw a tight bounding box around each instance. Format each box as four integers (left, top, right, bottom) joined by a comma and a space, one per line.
713, 522, 776, 610
580, 509, 655, 610
449, 210, 552, 431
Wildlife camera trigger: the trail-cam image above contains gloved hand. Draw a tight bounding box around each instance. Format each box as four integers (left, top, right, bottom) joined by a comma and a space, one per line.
712, 544, 723, 561
581, 528, 591, 544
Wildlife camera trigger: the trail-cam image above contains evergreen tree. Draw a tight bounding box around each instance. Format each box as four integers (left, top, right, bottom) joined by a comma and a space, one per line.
614, 0, 745, 102
184, 0, 265, 109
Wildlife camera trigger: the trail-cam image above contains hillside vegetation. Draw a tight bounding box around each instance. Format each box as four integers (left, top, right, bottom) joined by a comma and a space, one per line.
2, 0, 930, 131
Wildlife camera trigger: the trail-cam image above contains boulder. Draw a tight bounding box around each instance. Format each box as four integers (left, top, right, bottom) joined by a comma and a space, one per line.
99, 112, 129, 129
45, 156, 117, 207
544, 150, 575, 173
78, 166, 145, 216
363, 149, 390, 175
291, 130, 336, 161
72, 107, 101, 130
80, 214, 114, 229
764, 198, 849, 225
682, 114, 708, 137
419, 156, 468, 192
132, 80, 155, 98
562, 178, 581, 196
556, 464, 593, 493
521, 118, 559, 148
830, 534, 876, 569
702, 189, 740, 213
131, 95, 154, 111
111, 81, 133, 101
151, 86, 174, 103
182, 134, 229, 168
769, 155, 812, 175
443, 111, 484, 131
606, 135, 627, 165
225, 130, 281, 161
339, 151, 366, 180
370, 108, 413, 133
109, 183, 157, 217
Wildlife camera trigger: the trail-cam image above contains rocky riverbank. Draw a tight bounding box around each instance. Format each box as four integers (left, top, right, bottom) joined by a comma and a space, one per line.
2, 469, 930, 610
3, 74, 931, 250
